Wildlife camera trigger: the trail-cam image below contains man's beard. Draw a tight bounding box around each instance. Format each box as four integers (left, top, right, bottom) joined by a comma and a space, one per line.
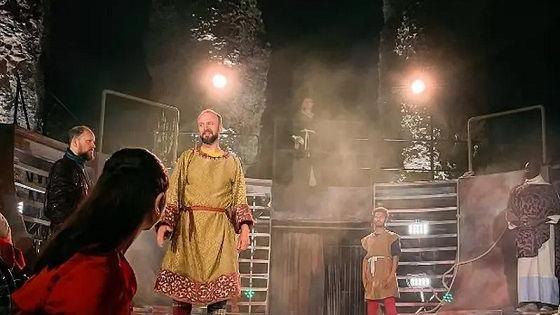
79, 150, 94, 161
374, 222, 385, 228
200, 131, 219, 145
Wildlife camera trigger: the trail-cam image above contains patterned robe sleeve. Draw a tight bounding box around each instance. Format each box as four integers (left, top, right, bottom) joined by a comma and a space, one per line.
505, 185, 521, 229
546, 186, 560, 217
229, 155, 254, 233
156, 150, 189, 231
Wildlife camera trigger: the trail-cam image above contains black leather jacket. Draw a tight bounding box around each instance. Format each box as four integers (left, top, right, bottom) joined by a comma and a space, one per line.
44, 150, 91, 229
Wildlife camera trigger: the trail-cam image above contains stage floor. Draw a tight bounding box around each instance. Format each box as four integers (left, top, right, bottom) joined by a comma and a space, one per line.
133, 306, 560, 315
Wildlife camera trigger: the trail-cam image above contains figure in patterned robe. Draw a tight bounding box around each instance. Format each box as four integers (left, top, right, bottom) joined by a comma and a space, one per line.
506, 174, 560, 311
154, 110, 253, 315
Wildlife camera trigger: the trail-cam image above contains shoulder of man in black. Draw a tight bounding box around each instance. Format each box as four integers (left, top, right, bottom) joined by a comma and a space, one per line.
49, 156, 82, 179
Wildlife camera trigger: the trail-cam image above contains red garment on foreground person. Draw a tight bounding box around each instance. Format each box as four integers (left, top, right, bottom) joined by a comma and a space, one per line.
12, 250, 136, 315
0, 236, 25, 270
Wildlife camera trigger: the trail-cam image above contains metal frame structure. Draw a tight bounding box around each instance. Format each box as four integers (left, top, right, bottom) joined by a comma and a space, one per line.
99, 89, 180, 161
238, 179, 272, 314
467, 105, 546, 173
373, 180, 459, 314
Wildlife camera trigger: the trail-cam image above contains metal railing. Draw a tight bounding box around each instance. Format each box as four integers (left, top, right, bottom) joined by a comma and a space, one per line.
467, 105, 546, 173
99, 89, 180, 163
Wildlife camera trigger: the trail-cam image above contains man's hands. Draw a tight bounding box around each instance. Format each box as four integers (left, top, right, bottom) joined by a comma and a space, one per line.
382, 274, 396, 288
237, 224, 251, 251
157, 225, 173, 247
157, 223, 251, 250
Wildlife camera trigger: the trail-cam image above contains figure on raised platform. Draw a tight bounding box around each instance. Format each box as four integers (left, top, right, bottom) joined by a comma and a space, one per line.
154, 109, 254, 315
44, 126, 95, 235
506, 161, 560, 313
291, 97, 319, 187
361, 207, 400, 315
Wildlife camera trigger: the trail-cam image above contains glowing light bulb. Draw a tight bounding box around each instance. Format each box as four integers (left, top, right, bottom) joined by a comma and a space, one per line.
212, 73, 228, 89
411, 79, 426, 95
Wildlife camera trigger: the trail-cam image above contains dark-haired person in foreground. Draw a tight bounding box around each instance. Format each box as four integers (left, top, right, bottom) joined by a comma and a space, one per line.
44, 125, 96, 235
12, 148, 169, 315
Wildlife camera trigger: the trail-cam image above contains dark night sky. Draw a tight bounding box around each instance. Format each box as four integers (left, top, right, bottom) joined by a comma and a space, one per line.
425, 0, 560, 164
42, 0, 560, 171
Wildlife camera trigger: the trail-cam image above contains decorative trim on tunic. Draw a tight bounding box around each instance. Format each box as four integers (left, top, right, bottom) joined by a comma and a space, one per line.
156, 203, 181, 231
154, 270, 240, 305
194, 146, 230, 160
228, 204, 254, 233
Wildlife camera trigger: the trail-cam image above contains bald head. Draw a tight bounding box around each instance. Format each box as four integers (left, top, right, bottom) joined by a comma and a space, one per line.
197, 109, 222, 145
68, 126, 96, 160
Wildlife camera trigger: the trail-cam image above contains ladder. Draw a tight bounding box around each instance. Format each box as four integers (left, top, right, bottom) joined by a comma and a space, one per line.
232, 179, 272, 315
374, 180, 458, 315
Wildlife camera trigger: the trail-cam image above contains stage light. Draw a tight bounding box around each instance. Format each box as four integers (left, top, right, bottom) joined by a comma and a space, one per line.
443, 291, 454, 303
212, 73, 228, 89
408, 221, 429, 235
410, 79, 426, 95
17, 201, 23, 214
243, 288, 256, 299
406, 274, 431, 288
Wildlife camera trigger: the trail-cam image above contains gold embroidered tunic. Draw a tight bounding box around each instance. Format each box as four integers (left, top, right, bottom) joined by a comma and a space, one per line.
154, 147, 254, 305
361, 229, 401, 300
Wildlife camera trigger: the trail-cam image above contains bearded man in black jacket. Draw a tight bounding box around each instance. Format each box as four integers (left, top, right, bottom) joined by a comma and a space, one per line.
44, 126, 95, 235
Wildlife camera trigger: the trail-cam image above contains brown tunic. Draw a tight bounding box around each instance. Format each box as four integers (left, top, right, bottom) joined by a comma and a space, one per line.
361, 229, 400, 300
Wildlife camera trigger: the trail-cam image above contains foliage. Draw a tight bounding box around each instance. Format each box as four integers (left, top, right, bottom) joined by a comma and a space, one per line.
0, 0, 44, 129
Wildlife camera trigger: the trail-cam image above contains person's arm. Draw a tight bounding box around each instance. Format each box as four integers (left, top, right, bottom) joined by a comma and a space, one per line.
156, 151, 188, 246
390, 256, 399, 278
505, 186, 522, 229
361, 236, 371, 288
230, 156, 254, 250
362, 256, 370, 288
385, 236, 401, 287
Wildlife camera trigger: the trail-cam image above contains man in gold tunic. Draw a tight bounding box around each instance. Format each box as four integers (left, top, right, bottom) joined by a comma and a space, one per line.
361, 207, 400, 315
154, 109, 254, 315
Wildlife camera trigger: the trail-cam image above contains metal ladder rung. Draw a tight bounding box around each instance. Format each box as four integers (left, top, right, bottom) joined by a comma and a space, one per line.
250, 233, 270, 237
235, 301, 268, 306
401, 246, 457, 252
248, 246, 270, 250
240, 287, 268, 291
376, 193, 457, 200
397, 274, 454, 280
249, 205, 270, 210
240, 274, 269, 279
387, 220, 456, 226
399, 260, 455, 266
239, 259, 269, 264
386, 206, 457, 213
400, 233, 457, 239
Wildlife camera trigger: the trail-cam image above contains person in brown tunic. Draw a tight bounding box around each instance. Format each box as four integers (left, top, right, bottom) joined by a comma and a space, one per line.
361, 207, 400, 315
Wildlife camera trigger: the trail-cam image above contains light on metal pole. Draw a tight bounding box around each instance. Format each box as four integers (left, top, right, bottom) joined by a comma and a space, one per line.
410, 78, 427, 95
212, 73, 228, 89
